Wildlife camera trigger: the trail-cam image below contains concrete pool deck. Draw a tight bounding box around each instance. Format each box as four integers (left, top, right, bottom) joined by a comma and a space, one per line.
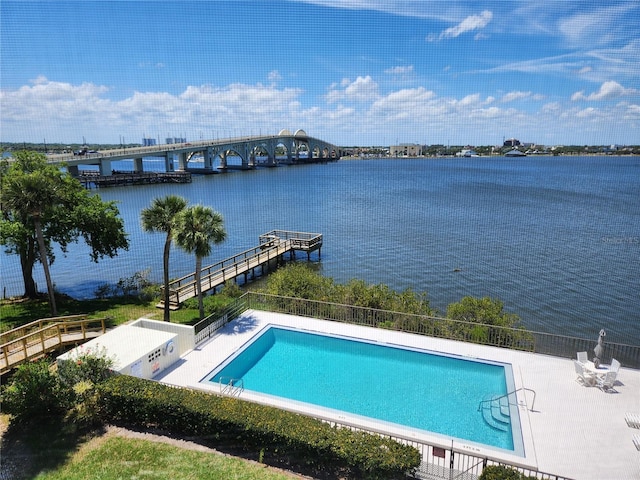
154, 310, 640, 480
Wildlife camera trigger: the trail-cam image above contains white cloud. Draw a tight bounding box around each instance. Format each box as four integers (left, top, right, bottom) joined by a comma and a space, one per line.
325, 76, 379, 104
502, 91, 532, 103
2, 74, 639, 146
138, 61, 165, 69
457, 93, 481, 107
434, 10, 493, 41
572, 80, 638, 101
385, 65, 414, 75
0, 77, 305, 142
558, 3, 639, 48
268, 70, 282, 82
576, 107, 598, 118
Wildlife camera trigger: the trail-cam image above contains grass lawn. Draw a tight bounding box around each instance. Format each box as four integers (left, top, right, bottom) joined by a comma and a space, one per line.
0, 293, 237, 333
0, 416, 299, 480
33, 435, 298, 480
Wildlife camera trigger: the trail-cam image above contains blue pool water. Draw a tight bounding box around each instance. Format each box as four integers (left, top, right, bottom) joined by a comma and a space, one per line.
206, 326, 522, 452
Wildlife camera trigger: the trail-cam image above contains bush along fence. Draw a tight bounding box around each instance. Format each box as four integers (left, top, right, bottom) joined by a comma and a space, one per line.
98, 375, 421, 479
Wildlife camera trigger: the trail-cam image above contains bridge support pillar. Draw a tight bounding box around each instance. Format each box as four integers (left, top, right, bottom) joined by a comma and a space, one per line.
204, 147, 215, 170
165, 153, 175, 172
67, 165, 79, 177
134, 157, 144, 173
99, 159, 112, 176
242, 144, 251, 169
219, 151, 227, 170
177, 152, 188, 171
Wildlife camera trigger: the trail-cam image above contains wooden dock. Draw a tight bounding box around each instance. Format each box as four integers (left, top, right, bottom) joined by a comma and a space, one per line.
160, 230, 322, 308
0, 315, 108, 375
79, 171, 192, 188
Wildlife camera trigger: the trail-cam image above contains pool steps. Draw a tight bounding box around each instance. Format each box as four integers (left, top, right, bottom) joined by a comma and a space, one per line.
480, 394, 511, 432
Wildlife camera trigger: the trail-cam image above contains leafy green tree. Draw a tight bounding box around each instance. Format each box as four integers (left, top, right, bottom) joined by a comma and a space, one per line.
446, 296, 528, 347
173, 205, 226, 320
141, 195, 188, 321
0, 152, 129, 313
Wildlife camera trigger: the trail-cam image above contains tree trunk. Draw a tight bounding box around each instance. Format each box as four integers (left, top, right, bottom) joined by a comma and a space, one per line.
19, 240, 38, 298
162, 233, 172, 322
34, 217, 57, 315
195, 256, 204, 320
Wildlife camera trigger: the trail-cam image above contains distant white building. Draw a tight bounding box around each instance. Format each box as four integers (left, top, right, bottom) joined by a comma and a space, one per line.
390, 143, 421, 157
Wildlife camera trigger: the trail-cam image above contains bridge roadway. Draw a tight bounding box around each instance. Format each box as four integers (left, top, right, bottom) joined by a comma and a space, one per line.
161, 230, 322, 308
45, 131, 341, 176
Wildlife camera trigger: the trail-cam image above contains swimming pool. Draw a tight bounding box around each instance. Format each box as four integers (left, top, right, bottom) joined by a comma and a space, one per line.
203, 325, 523, 453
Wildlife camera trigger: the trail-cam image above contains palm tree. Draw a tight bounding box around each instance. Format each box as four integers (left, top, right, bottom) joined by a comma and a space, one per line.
173, 205, 226, 320
141, 195, 188, 321
2, 170, 59, 315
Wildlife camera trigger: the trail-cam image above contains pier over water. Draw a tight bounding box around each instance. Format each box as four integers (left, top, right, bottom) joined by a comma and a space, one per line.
160, 230, 322, 309
45, 130, 341, 176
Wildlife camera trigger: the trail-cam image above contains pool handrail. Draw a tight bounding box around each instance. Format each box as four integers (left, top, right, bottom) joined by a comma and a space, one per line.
477, 387, 537, 413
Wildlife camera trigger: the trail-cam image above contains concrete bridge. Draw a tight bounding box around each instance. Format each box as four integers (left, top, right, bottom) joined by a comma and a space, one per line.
45, 129, 341, 176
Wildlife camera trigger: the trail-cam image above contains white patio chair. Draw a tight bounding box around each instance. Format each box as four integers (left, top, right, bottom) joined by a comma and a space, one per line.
577, 351, 588, 364
610, 358, 621, 372
633, 434, 640, 451
596, 370, 617, 392
574, 360, 594, 386
625, 413, 640, 429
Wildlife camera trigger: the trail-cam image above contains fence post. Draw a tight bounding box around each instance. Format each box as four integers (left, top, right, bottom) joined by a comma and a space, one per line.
449, 441, 454, 480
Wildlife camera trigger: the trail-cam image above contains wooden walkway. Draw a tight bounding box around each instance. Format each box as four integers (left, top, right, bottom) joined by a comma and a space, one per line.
160, 230, 322, 308
79, 171, 192, 188
0, 315, 108, 375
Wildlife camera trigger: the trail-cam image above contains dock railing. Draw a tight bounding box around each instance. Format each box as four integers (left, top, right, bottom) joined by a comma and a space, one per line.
163, 231, 322, 307
1, 316, 108, 374
259, 230, 322, 252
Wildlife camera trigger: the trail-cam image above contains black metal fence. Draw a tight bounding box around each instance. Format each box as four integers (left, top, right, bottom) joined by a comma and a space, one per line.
242, 292, 640, 369
191, 292, 627, 479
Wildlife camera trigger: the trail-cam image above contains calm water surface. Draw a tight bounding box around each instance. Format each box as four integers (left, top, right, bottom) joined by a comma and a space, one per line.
2, 156, 639, 343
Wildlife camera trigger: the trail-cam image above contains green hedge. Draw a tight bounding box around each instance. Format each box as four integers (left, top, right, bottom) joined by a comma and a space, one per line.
478, 465, 538, 480
98, 375, 421, 479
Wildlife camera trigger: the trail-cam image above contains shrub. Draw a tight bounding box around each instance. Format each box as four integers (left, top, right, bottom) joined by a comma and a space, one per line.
57, 344, 115, 425
57, 344, 115, 388
183, 292, 234, 317
93, 269, 158, 300
479, 465, 537, 480
0, 359, 64, 422
98, 375, 421, 479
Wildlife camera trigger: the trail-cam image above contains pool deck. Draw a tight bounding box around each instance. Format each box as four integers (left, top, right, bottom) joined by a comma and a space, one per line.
154, 310, 640, 480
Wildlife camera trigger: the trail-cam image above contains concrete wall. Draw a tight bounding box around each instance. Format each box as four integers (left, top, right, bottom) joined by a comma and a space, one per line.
130, 318, 195, 356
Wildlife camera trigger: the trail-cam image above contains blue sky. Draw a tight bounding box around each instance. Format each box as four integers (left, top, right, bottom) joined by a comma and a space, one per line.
1, 1, 639, 146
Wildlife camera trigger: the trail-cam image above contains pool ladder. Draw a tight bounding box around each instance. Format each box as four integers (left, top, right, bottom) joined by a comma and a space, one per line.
219, 377, 244, 397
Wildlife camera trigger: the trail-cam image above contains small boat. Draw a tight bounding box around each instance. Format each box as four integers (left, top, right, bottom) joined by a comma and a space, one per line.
505, 149, 526, 157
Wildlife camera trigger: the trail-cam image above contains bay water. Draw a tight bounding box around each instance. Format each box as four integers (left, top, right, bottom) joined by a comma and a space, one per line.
2, 156, 639, 343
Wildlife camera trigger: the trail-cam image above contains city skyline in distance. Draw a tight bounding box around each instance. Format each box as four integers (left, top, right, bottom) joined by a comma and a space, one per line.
1, 1, 639, 147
